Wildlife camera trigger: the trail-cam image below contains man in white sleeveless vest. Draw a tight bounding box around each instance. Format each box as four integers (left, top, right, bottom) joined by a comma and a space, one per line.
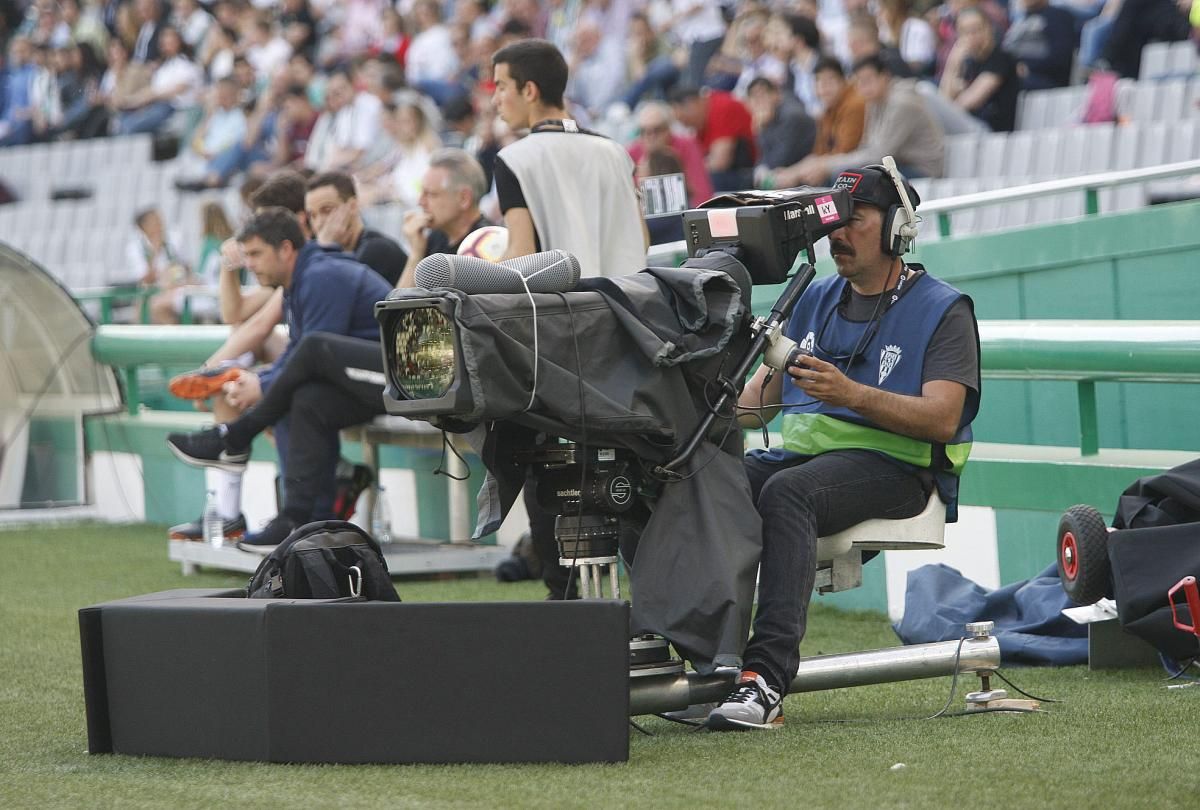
491, 38, 647, 279
490, 38, 650, 600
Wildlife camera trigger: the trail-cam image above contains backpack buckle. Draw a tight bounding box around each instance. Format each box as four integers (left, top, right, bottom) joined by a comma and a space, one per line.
347, 565, 362, 598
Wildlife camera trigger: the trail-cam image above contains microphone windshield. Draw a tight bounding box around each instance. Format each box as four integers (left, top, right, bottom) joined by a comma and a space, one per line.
414, 249, 581, 294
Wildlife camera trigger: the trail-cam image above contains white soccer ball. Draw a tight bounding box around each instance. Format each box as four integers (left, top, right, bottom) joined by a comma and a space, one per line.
455, 225, 509, 262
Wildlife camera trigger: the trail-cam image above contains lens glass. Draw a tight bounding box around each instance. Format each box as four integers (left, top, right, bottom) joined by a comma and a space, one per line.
392, 306, 456, 399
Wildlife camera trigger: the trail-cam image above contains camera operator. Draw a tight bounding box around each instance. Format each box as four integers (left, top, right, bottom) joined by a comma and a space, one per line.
707, 165, 980, 730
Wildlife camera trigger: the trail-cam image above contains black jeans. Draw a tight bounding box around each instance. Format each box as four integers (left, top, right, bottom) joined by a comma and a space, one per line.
226, 333, 386, 524
740, 449, 929, 694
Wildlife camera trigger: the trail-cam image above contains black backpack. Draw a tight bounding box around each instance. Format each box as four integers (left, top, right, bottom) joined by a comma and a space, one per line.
246, 520, 401, 601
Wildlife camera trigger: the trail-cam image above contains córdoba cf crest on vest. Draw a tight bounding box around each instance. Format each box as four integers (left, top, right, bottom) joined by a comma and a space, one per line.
879, 344, 902, 384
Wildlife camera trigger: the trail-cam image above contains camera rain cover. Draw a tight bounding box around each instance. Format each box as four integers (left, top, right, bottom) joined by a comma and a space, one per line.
382, 255, 763, 671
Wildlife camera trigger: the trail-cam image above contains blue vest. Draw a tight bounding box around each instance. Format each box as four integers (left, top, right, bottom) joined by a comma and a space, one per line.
776, 267, 978, 521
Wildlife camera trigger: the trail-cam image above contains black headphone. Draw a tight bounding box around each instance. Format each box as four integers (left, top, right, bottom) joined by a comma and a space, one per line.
866, 158, 919, 257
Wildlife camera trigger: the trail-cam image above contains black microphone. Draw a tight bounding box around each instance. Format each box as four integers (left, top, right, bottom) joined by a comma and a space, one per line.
413, 250, 582, 294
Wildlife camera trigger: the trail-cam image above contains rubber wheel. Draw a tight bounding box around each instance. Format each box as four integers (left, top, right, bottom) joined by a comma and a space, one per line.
1057, 505, 1111, 605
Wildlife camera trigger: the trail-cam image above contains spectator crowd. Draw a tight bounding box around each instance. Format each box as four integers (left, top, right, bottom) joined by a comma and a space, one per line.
0, 0, 1196, 297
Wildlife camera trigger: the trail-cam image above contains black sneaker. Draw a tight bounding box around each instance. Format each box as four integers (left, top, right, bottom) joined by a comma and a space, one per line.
706, 672, 784, 730
168, 513, 247, 541
236, 515, 297, 555
166, 427, 250, 472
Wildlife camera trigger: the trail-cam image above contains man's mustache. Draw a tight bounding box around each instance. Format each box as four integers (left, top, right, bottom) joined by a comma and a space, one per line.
830, 240, 854, 256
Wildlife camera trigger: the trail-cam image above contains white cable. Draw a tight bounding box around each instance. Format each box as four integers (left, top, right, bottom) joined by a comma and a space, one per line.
502, 253, 574, 412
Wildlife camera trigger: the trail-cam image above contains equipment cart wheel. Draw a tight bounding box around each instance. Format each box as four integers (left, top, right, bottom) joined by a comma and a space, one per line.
1057, 505, 1110, 605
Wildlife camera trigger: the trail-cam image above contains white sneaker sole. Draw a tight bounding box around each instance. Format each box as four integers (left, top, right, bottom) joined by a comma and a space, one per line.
706, 713, 784, 731
166, 440, 248, 473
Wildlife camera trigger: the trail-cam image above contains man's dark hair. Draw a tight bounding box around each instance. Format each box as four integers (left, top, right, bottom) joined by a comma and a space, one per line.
492, 39, 567, 109
250, 170, 307, 213
499, 18, 533, 39
851, 54, 889, 76
282, 83, 311, 102
237, 207, 305, 251
814, 54, 845, 78
667, 84, 702, 105
306, 171, 357, 200
746, 76, 779, 95
785, 13, 821, 51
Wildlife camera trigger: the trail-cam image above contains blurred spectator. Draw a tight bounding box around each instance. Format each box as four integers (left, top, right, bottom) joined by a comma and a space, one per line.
810, 55, 866, 156
176, 76, 247, 188
373, 7, 410, 65
1002, 0, 1077, 89
195, 200, 235, 284
932, 0, 1010, 80
272, 83, 319, 169
131, 0, 165, 64
439, 93, 477, 149
278, 0, 318, 62
329, 0, 390, 67
627, 100, 713, 207
171, 0, 212, 52
60, 0, 109, 64
774, 54, 943, 184
357, 94, 442, 207
244, 15, 293, 85
765, 12, 823, 116
303, 67, 384, 173
407, 0, 461, 104
877, 0, 938, 76
708, 6, 779, 94
94, 36, 151, 137
48, 41, 103, 140
305, 171, 408, 285
397, 147, 491, 287
669, 84, 758, 191
746, 76, 815, 172
1101, 0, 1193, 77
125, 206, 206, 324
847, 10, 914, 77
28, 0, 71, 49
198, 22, 237, 80
115, 25, 203, 135
621, 9, 684, 109
566, 19, 626, 120
28, 42, 62, 142
0, 36, 37, 146
669, 0, 730, 87
940, 7, 1019, 131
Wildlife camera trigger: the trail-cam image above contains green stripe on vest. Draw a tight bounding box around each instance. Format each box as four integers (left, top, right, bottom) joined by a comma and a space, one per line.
781, 413, 972, 474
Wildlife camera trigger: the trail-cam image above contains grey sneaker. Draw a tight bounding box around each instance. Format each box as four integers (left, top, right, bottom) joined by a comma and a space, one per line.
706, 672, 784, 731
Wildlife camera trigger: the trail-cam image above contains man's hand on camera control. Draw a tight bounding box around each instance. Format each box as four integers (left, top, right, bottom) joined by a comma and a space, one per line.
787, 353, 862, 409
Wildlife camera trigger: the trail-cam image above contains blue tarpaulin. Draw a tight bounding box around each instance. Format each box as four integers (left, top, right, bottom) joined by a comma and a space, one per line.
894, 563, 1088, 665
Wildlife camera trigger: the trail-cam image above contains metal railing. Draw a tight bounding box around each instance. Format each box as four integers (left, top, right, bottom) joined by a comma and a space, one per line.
94, 320, 1200, 454
979, 320, 1200, 455
922, 159, 1200, 238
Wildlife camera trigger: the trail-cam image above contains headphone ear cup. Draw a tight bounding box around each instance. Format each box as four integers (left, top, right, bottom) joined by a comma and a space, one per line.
881, 204, 901, 256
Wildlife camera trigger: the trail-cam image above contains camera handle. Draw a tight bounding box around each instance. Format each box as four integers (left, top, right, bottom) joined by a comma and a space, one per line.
657, 259, 817, 476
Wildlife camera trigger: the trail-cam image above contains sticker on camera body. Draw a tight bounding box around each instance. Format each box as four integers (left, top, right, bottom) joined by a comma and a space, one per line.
815, 194, 840, 224
706, 208, 739, 238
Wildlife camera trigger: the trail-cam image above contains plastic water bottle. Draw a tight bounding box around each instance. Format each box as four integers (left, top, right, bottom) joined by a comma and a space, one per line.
372, 486, 392, 545
203, 489, 223, 548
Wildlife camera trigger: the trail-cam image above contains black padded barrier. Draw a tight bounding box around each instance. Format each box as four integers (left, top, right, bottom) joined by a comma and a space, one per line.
79, 590, 630, 763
